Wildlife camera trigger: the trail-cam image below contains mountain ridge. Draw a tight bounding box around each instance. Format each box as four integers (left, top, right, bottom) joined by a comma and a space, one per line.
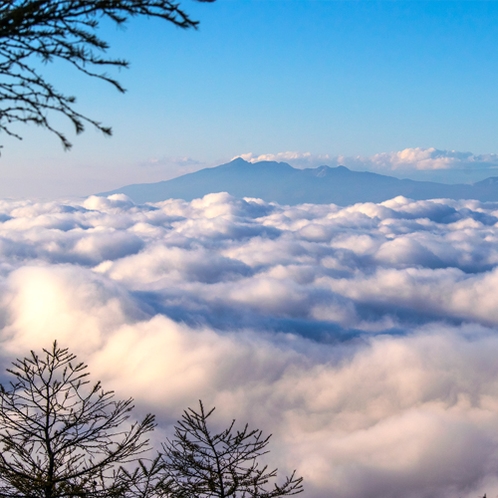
99, 158, 498, 206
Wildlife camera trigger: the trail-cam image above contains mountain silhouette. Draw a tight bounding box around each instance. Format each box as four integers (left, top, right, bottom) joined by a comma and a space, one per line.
100, 158, 498, 205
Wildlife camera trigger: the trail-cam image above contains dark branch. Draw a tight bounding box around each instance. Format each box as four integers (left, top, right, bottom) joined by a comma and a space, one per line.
0, 0, 214, 149
161, 400, 304, 498
0, 341, 158, 498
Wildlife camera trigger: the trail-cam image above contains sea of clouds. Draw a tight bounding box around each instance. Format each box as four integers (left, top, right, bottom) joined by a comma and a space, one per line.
1, 192, 498, 497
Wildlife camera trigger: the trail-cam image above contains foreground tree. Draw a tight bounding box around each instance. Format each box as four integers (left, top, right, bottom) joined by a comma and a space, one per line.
0, 344, 303, 498
0, 0, 214, 149
161, 401, 304, 498
0, 342, 157, 498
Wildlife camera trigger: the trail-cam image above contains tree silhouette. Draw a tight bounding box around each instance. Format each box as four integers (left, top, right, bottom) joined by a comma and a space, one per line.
0, 344, 303, 498
0, 0, 214, 149
161, 401, 303, 498
0, 342, 158, 498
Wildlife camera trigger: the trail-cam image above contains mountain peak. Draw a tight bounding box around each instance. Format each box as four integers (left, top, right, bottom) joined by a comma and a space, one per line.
312, 165, 350, 178
230, 157, 250, 165
99, 160, 498, 206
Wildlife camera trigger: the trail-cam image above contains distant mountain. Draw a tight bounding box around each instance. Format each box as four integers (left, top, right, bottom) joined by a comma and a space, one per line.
99, 158, 498, 205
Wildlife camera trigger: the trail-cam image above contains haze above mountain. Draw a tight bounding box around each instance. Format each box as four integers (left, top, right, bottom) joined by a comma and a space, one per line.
101, 158, 498, 205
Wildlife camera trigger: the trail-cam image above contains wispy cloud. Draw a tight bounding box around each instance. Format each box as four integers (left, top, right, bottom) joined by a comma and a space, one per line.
140, 156, 205, 168
336, 147, 498, 172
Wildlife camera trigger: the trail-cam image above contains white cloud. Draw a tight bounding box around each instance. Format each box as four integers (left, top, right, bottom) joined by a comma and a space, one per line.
235, 151, 331, 169
236, 148, 498, 183
333, 147, 498, 172
1, 193, 498, 496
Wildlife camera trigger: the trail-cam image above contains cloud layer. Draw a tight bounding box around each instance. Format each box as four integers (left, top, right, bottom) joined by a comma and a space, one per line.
238, 148, 498, 183
1, 193, 498, 497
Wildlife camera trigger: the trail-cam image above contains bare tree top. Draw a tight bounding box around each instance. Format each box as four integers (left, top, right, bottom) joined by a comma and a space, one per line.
161, 401, 304, 498
0, 342, 157, 498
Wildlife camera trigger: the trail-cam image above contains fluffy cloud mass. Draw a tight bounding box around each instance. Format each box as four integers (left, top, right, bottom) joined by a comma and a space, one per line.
1, 193, 498, 497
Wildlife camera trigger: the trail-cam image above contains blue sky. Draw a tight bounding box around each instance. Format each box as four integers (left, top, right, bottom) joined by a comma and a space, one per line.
3, 0, 498, 198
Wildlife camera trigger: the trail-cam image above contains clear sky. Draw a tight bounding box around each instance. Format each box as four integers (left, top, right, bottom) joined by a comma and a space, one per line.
3, 0, 498, 198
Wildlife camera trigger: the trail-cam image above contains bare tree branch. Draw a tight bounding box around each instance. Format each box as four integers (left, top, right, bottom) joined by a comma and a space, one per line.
0, 341, 159, 498
0, 0, 214, 149
161, 400, 304, 498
